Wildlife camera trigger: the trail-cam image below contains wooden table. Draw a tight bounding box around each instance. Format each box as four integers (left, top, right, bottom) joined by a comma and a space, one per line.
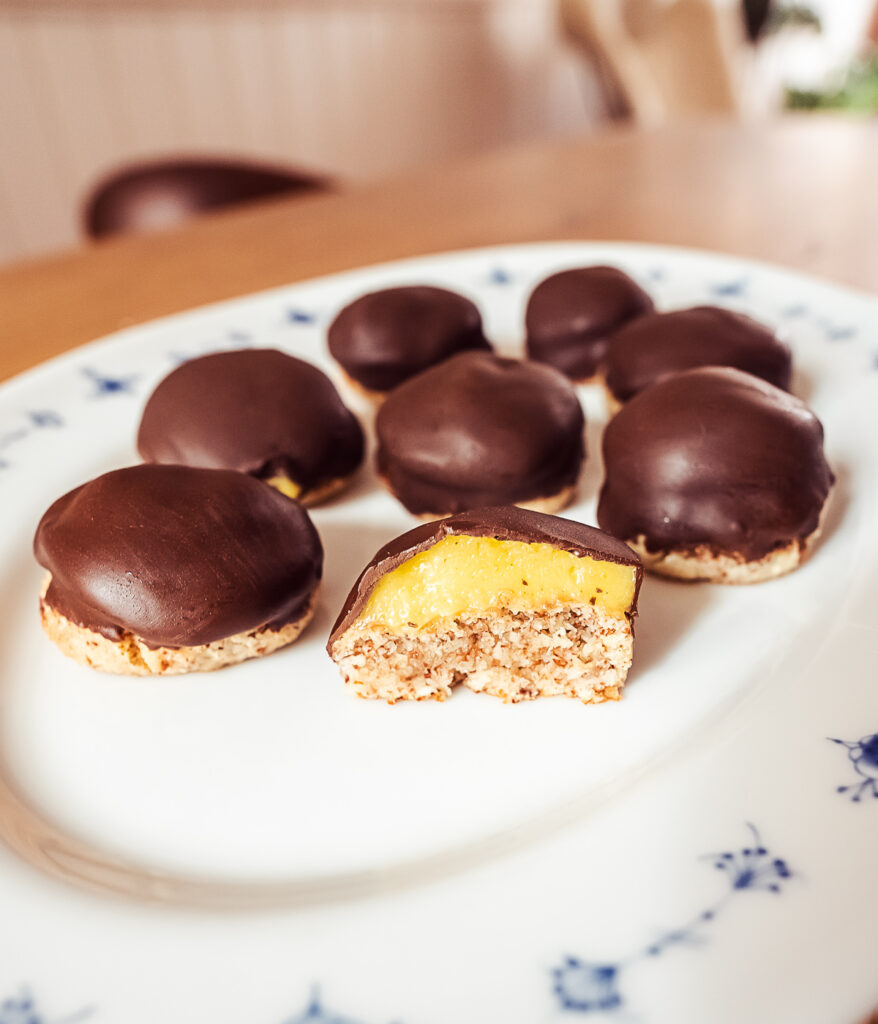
1, 116, 877, 383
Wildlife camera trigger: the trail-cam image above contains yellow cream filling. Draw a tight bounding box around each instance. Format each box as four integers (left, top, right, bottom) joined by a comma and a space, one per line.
267, 476, 302, 500
356, 534, 636, 631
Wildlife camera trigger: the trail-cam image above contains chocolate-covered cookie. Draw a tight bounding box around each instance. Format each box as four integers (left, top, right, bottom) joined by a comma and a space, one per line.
605, 306, 792, 405
597, 367, 834, 583
327, 285, 491, 396
328, 506, 642, 703
525, 266, 654, 380
376, 351, 585, 517
34, 465, 323, 674
137, 349, 364, 505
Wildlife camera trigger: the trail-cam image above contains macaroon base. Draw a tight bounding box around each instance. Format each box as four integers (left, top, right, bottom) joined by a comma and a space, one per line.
627, 520, 825, 584
301, 476, 351, 507
329, 602, 633, 704
39, 575, 317, 676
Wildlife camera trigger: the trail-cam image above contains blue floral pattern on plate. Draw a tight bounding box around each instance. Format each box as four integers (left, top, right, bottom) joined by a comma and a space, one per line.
0, 986, 399, 1024
0, 989, 92, 1024
709, 278, 748, 298
0, 410, 64, 470
552, 825, 792, 1015
283, 987, 402, 1024
485, 267, 514, 286
830, 734, 878, 801
81, 367, 139, 397
818, 319, 858, 342
286, 308, 319, 325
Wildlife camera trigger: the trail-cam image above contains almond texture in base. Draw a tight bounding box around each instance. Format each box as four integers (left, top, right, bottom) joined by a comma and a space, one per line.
330, 603, 633, 704
39, 579, 317, 676
628, 517, 825, 584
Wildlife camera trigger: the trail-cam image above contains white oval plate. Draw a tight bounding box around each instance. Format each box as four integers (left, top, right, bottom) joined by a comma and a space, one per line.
1, 243, 877, 1024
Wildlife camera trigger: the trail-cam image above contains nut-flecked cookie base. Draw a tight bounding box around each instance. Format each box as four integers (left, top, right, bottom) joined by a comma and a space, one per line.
626, 519, 826, 584
301, 476, 353, 507
329, 603, 633, 705
39, 576, 317, 676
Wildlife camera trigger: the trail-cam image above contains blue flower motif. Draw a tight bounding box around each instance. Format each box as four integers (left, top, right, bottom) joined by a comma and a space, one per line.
283, 988, 401, 1024
81, 368, 138, 397
485, 267, 513, 286
830, 733, 878, 801
822, 322, 857, 342
710, 278, 748, 298
0, 988, 92, 1024
0, 991, 39, 1024
286, 308, 318, 325
29, 410, 63, 429
0, 426, 29, 450
553, 824, 792, 1014
0, 424, 28, 468
553, 960, 621, 1012
227, 329, 252, 344
781, 303, 808, 318
707, 824, 792, 894
646, 267, 666, 283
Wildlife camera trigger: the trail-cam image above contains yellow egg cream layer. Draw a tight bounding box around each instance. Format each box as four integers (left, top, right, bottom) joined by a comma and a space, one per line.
356, 534, 637, 632
267, 476, 302, 500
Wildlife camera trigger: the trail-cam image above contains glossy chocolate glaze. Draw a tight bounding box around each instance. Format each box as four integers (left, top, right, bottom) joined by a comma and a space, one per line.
327, 285, 491, 392
137, 349, 364, 496
605, 305, 792, 402
597, 367, 834, 560
376, 351, 585, 515
328, 505, 642, 650
34, 465, 323, 648
525, 266, 654, 380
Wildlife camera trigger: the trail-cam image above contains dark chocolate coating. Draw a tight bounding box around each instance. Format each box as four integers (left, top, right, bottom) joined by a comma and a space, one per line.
328, 505, 642, 651
34, 465, 323, 648
525, 266, 654, 380
327, 285, 491, 392
137, 349, 364, 496
376, 351, 585, 515
605, 305, 792, 403
597, 367, 834, 560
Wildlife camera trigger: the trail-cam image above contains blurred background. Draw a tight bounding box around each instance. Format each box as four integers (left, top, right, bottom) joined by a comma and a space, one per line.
2, 0, 876, 267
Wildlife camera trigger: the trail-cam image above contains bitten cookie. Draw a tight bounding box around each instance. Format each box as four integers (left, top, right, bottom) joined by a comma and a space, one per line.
137, 348, 364, 506
34, 465, 323, 675
525, 266, 654, 381
376, 350, 585, 517
597, 367, 834, 583
327, 285, 491, 399
604, 305, 792, 408
327, 506, 642, 704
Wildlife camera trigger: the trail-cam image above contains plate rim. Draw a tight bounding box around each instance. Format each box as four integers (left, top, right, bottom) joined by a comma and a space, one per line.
1, 238, 875, 912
